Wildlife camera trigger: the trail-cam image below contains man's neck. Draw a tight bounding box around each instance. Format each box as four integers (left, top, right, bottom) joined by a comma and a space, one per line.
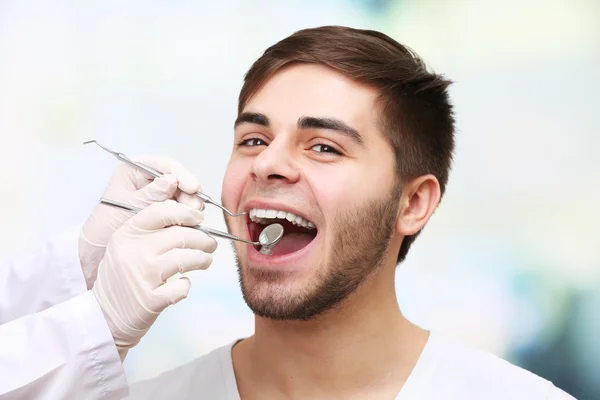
232, 265, 429, 399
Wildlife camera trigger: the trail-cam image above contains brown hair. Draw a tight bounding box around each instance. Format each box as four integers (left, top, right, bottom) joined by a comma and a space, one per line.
238, 25, 455, 264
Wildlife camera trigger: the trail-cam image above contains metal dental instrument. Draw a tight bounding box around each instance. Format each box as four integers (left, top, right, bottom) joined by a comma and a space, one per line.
99, 198, 284, 248
83, 140, 246, 217
258, 225, 284, 255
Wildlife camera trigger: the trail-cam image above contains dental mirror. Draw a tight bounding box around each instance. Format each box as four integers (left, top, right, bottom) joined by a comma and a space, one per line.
259, 223, 285, 254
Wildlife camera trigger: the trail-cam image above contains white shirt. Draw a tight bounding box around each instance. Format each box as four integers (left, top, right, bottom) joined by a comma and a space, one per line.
0, 229, 128, 399
126, 332, 575, 399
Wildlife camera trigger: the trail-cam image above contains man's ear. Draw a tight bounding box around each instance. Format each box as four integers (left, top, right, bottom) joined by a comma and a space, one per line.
395, 175, 441, 235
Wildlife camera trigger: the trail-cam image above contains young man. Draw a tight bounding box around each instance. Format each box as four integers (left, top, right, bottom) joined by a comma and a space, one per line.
127, 26, 574, 399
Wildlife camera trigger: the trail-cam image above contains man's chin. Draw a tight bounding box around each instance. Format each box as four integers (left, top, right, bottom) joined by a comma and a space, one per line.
236, 262, 359, 321
237, 265, 320, 321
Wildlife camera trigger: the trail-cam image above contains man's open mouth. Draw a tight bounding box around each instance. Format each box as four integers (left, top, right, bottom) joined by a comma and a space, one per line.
247, 208, 318, 256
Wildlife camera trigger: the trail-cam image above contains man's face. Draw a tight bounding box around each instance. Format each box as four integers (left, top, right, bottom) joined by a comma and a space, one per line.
222, 64, 400, 320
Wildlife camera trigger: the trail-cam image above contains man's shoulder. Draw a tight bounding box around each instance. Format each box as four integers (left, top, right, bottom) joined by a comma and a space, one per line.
125, 341, 239, 399
412, 332, 575, 400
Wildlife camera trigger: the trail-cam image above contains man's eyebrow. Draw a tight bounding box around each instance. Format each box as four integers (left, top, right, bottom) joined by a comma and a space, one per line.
298, 116, 364, 146
234, 112, 270, 128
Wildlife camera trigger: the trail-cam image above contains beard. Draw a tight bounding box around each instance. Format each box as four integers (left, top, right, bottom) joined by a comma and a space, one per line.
224, 184, 401, 321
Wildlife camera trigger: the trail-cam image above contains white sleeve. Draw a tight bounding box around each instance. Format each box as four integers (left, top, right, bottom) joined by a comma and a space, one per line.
546, 384, 577, 400
0, 228, 87, 324
0, 290, 129, 399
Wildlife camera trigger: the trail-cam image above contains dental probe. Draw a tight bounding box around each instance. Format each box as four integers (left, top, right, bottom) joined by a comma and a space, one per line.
84, 140, 246, 217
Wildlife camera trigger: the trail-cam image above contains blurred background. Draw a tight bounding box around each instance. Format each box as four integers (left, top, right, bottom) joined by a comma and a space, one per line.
1, 0, 598, 398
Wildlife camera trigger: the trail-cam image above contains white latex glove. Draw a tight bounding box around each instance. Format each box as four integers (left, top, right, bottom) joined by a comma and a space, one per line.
92, 198, 218, 359
79, 156, 203, 289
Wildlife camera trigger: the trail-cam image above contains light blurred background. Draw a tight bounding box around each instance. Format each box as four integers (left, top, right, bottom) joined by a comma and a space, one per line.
1, 0, 598, 398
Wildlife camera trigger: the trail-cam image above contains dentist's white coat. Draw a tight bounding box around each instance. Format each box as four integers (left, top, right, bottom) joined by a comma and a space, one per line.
0, 230, 128, 399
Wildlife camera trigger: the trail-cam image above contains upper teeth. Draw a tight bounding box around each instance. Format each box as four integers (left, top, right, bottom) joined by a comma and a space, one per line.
249, 208, 315, 229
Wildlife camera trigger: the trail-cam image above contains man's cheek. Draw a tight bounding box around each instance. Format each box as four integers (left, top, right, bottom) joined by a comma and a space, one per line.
221, 182, 235, 210
221, 169, 243, 210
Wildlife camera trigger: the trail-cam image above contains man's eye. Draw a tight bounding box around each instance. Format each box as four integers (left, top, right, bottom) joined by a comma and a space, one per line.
238, 138, 266, 147
311, 144, 341, 155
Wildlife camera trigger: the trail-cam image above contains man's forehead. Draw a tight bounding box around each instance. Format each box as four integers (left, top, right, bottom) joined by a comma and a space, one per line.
242, 64, 379, 130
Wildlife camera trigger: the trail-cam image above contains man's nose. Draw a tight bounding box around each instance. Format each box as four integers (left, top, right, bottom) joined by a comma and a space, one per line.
251, 138, 300, 184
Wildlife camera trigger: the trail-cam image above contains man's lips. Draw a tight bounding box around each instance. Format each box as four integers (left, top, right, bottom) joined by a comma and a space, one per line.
241, 205, 319, 263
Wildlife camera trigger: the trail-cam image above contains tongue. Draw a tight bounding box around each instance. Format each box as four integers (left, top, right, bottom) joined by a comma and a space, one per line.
270, 232, 314, 256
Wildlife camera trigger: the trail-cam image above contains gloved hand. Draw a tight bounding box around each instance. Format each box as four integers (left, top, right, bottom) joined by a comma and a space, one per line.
92, 198, 218, 360
79, 156, 204, 289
